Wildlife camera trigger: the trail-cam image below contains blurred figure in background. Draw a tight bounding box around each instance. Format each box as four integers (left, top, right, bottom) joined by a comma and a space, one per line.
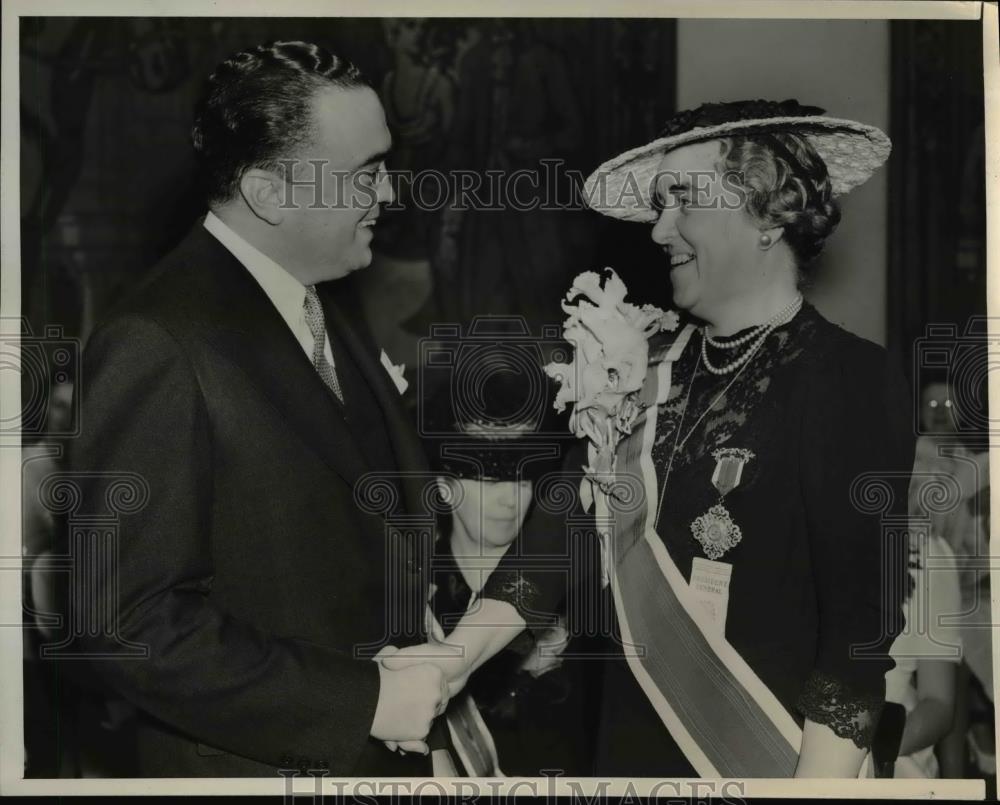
910, 375, 992, 778
883, 505, 961, 777
23, 379, 76, 777
24, 378, 139, 778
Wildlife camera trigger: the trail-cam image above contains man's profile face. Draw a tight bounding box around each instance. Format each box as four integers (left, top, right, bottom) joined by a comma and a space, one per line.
279, 86, 394, 282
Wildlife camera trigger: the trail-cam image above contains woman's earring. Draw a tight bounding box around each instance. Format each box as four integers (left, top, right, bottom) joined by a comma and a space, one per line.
759, 233, 772, 248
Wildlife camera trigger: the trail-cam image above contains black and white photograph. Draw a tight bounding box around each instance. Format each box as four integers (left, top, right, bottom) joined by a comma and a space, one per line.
1, 0, 997, 799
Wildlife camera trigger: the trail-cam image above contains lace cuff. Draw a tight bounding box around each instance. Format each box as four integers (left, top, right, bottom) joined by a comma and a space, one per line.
796, 670, 884, 750
480, 569, 543, 624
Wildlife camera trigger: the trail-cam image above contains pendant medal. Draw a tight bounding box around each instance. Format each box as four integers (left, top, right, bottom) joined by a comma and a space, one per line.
691, 503, 742, 560
690, 448, 755, 560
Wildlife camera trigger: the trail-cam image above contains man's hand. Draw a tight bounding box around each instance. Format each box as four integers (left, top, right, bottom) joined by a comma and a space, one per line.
370, 656, 448, 754
379, 641, 470, 698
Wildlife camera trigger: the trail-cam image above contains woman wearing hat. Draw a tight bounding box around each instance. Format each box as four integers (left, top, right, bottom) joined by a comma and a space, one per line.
381, 371, 598, 776
578, 99, 915, 778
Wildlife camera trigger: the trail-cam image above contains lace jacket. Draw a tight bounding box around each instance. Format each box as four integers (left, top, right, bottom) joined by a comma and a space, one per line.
642, 303, 914, 749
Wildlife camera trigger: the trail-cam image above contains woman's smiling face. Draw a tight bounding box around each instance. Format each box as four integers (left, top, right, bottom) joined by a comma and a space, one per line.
649, 140, 763, 321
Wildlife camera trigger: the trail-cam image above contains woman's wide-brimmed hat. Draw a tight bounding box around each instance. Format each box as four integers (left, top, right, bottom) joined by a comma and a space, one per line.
584, 98, 891, 223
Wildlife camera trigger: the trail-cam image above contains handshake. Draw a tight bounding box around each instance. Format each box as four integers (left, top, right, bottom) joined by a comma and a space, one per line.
369, 638, 471, 755
368, 598, 533, 754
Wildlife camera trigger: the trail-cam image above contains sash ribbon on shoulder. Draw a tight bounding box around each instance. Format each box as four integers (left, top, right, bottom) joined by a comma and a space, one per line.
595, 324, 803, 777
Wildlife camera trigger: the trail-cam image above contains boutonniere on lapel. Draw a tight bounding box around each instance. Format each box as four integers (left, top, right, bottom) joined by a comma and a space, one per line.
379, 349, 409, 395
690, 447, 755, 560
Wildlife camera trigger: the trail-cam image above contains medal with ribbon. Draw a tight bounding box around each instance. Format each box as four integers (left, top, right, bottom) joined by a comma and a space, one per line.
690, 447, 755, 560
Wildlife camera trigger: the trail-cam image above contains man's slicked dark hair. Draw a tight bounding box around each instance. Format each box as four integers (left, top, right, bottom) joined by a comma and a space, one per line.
191, 40, 368, 205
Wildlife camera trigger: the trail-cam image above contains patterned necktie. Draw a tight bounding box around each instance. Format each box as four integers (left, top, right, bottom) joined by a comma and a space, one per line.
303, 286, 345, 404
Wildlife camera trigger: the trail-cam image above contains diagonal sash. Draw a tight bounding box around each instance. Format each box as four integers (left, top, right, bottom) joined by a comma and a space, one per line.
445, 691, 504, 777
426, 605, 504, 777
598, 326, 803, 777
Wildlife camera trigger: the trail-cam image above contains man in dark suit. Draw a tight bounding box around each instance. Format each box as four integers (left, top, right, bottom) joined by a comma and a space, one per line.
68, 41, 445, 777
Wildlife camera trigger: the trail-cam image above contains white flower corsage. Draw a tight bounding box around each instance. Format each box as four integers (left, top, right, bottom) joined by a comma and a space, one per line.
543, 268, 679, 494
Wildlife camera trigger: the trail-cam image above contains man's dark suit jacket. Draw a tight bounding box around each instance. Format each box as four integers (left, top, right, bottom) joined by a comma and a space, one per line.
68, 223, 432, 777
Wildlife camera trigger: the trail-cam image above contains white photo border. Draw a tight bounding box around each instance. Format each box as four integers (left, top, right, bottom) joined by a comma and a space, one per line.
1, 0, 993, 798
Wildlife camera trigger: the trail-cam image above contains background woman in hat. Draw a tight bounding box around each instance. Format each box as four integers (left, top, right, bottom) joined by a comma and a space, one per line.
381, 369, 598, 776
579, 100, 915, 778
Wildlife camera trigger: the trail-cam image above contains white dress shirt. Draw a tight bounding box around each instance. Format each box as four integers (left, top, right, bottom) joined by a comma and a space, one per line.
203, 211, 335, 367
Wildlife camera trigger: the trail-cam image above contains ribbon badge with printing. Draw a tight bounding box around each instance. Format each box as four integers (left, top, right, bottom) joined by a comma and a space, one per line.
690, 448, 755, 560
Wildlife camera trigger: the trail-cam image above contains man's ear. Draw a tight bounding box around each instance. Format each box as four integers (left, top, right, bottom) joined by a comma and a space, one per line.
239, 169, 285, 225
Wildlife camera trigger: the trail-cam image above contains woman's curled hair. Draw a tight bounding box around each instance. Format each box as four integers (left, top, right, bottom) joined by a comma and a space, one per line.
717, 132, 842, 269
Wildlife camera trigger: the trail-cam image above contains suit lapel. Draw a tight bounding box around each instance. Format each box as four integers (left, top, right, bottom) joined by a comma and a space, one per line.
318, 281, 430, 517
184, 227, 371, 490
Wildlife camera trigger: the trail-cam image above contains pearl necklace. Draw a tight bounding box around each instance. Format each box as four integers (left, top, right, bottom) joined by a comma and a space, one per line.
700, 295, 803, 376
